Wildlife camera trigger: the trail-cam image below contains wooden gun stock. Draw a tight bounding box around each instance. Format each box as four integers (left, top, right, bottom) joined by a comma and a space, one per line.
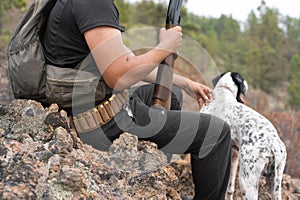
152, 44, 177, 108
152, 0, 183, 109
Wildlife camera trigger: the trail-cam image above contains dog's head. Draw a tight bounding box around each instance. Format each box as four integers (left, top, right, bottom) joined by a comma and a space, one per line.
212, 72, 248, 103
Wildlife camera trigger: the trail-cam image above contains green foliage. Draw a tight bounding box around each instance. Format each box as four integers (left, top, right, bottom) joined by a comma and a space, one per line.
132, 0, 166, 27
0, 0, 26, 15
114, 0, 132, 28
237, 4, 288, 92
0, 0, 27, 50
288, 54, 300, 110
0, 28, 10, 48
114, 0, 298, 97
284, 16, 300, 58
115, 0, 168, 29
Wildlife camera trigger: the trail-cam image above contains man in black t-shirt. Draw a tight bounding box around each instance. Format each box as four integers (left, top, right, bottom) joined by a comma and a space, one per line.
43, 0, 231, 199
43, 0, 125, 68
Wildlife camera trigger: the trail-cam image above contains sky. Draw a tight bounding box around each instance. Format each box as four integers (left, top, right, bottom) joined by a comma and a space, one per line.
185, 0, 299, 22
127, 0, 300, 22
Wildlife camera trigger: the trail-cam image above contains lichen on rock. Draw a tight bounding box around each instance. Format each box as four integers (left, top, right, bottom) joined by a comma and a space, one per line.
0, 99, 182, 199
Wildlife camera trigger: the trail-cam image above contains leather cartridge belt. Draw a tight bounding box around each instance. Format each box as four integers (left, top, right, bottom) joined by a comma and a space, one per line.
72, 90, 129, 134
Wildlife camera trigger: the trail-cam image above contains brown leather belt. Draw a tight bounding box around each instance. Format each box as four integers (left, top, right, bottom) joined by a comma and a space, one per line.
71, 90, 129, 134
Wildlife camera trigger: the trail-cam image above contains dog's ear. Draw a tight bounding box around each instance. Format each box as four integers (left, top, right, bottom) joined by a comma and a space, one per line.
212, 72, 227, 87
231, 72, 247, 103
231, 72, 247, 95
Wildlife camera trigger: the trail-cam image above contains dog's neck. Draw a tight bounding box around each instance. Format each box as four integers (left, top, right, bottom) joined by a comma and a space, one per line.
214, 73, 239, 100
214, 85, 238, 101
218, 85, 234, 94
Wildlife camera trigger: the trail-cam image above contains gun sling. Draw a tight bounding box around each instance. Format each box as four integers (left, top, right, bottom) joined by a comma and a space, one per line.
70, 90, 129, 134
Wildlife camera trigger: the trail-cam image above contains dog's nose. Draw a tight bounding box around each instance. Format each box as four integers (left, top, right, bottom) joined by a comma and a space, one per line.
240, 95, 246, 104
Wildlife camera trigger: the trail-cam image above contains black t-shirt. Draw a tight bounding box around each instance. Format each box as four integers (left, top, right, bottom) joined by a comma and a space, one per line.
43, 0, 125, 68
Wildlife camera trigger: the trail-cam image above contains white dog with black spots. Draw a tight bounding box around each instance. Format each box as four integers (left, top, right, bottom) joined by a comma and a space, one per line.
200, 72, 287, 200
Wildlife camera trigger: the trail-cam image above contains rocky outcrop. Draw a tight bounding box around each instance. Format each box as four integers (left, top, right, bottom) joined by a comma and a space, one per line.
0, 52, 13, 104
1, 100, 300, 200
0, 100, 181, 199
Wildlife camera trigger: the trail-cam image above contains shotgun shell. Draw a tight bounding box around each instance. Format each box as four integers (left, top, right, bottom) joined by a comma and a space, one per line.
77, 114, 89, 133
91, 108, 103, 126
97, 104, 110, 122
104, 101, 115, 118
120, 89, 129, 101
117, 92, 127, 104
109, 95, 119, 114
84, 111, 98, 130
114, 95, 123, 111
73, 116, 83, 133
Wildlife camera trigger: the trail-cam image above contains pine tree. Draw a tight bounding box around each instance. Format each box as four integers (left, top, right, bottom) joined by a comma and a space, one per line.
288, 54, 300, 110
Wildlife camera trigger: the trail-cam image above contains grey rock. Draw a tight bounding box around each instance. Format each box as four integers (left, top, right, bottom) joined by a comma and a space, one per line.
0, 99, 182, 199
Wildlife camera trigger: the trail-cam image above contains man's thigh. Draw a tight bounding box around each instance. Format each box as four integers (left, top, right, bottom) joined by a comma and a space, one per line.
130, 84, 182, 110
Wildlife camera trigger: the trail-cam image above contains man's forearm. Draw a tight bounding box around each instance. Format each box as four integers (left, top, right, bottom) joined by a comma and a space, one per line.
143, 68, 189, 90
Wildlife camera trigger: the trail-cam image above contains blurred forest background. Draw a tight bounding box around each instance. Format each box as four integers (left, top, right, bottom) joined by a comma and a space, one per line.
0, 0, 299, 179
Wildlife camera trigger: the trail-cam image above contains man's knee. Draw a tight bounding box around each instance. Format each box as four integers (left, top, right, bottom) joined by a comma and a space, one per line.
208, 115, 231, 148
209, 115, 231, 141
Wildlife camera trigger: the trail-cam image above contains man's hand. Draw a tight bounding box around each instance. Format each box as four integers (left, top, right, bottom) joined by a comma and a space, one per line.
184, 79, 214, 108
157, 26, 182, 53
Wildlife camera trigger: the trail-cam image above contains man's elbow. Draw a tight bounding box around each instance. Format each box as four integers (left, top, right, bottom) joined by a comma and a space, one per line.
104, 76, 128, 92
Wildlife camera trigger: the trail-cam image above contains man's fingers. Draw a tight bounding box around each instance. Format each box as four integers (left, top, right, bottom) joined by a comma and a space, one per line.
170, 25, 182, 32
199, 90, 209, 103
198, 98, 204, 109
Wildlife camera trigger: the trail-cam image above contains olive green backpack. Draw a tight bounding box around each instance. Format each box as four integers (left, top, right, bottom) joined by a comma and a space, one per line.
7, 0, 57, 102
7, 0, 109, 109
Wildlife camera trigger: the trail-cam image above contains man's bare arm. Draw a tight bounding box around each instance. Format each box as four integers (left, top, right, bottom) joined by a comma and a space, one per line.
84, 26, 182, 91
